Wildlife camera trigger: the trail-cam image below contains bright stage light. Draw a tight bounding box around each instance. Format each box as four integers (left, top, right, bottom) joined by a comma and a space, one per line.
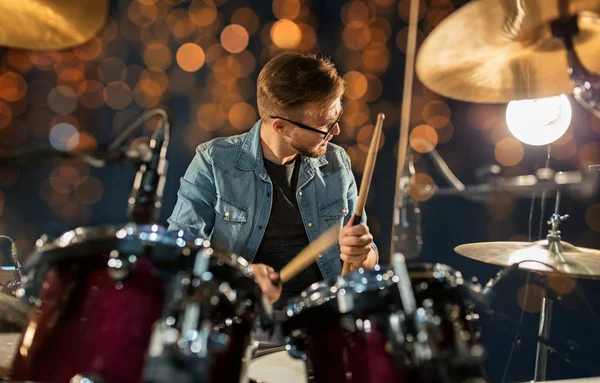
505, 94, 572, 146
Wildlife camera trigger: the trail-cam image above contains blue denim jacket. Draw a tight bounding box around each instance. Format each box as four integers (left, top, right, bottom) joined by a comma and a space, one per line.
167, 120, 377, 281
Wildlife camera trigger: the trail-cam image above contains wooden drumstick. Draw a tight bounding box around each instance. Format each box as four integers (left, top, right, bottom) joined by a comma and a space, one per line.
341, 113, 385, 276
274, 224, 341, 285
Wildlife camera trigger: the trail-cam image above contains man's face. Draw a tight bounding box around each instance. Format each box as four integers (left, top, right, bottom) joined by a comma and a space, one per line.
288, 98, 343, 158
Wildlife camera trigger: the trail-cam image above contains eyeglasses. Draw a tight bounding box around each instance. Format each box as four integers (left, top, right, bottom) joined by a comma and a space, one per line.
270, 112, 343, 141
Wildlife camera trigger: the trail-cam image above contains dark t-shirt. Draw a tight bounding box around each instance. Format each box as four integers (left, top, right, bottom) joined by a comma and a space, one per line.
253, 156, 323, 310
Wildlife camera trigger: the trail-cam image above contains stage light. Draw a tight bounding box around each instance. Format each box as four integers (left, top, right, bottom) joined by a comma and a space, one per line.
505, 94, 572, 146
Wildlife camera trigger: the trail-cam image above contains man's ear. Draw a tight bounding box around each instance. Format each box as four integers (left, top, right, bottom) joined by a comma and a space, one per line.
272, 119, 286, 135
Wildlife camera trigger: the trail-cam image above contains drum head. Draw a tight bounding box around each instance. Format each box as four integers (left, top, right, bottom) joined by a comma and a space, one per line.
248, 349, 306, 383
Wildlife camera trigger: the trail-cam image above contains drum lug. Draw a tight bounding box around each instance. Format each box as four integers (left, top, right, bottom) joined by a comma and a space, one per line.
284, 333, 308, 361
107, 250, 136, 282
71, 374, 103, 383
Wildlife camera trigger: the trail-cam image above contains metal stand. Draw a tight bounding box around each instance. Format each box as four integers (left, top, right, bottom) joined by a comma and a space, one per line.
534, 297, 554, 381
533, 190, 567, 381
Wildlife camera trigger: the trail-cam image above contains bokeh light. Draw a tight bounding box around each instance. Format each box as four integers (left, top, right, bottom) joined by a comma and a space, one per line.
0, 72, 27, 102
343, 71, 368, 100
578, 142, 600, 167
273, 0, 301, 20
75, 177, 104, 205
143, 42, 173, 71
104, 82, 133, 110
271, 20, 302, 49
408, 173, 436, 201
221, 25, 249, 53
176, 43, 206, 72
189, 0, 218, 27
73, 37, 103, 61
494, 138, 524, 166
47, 86, 78, 115
77, 80, 105, 109
410, 124, 438, 153
516, 284, 546, 313
228, 102, 257, 130
231, 7, 260, 35
49, 122, 79, 151
98, 57, 127, 83
0, 101, 13, 130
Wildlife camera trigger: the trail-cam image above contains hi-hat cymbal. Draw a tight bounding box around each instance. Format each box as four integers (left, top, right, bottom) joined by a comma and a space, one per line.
416, 0, 600, 103
455, 240, 600, 279
0, 0, 108, 50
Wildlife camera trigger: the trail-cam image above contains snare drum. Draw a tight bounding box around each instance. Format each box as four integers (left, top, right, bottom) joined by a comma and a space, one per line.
248, 347, 307, 383
282, 263, 485, 383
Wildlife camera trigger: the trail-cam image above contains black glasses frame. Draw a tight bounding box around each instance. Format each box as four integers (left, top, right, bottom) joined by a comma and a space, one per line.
270, 112, 343, 141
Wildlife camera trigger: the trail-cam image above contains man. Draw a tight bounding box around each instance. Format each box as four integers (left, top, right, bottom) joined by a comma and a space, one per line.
168, 52, 377, 309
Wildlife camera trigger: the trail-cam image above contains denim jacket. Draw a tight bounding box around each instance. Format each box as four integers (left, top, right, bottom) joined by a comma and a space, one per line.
167, 120, 377, 281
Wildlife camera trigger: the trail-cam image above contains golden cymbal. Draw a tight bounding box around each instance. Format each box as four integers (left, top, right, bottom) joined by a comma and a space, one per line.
0, 0, 108, 50
416, 0, 600, 103
455, 240, 600, 279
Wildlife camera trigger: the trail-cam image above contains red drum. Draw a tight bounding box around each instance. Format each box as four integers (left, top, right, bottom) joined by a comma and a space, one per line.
10, 224, 268, 383
282, 263, 486, 383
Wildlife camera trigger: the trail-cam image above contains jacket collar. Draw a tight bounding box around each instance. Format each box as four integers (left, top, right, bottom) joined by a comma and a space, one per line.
234, 120, 328, 171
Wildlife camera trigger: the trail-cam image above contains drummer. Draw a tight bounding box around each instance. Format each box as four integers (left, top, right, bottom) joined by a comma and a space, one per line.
168, 51, 377, 310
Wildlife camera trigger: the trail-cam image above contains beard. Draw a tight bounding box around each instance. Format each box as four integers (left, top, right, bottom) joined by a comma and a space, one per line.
291, 139, 327, 158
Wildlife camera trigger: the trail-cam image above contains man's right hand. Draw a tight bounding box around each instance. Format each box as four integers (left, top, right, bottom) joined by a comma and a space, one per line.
250, 263, 282, 304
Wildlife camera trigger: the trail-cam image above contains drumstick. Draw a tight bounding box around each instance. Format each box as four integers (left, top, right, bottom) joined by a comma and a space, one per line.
341, 113, 385, 276
275, 224, 341, 284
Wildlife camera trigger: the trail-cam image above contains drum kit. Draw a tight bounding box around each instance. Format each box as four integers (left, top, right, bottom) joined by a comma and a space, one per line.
0, 0, 598, 382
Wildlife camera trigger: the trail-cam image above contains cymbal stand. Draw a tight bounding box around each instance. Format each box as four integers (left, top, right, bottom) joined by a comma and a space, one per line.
534, 190, 568, 381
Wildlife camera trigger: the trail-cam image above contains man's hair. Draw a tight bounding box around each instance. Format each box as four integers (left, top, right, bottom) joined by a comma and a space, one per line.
257, 52, 345, 120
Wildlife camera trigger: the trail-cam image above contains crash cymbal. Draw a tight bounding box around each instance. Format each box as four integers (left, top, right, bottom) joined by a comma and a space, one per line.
416, 0, 600, 103
0, 0, 107, 50
455, 240, 600, 279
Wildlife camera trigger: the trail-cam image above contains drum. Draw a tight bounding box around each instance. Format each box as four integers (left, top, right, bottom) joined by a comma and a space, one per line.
9, 224, 268, 383
282, 263, 485, 383
248, 347, 307, 383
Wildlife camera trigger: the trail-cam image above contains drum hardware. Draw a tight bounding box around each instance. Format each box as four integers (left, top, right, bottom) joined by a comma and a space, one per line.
0, 236, 22, 297
0, 0, 108, 50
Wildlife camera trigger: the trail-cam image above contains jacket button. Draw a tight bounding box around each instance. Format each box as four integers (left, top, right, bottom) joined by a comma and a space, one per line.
298, 191, 302, 196
308, 222, 312, 227
342, 209, 347, 215
318, 254, 323, 259
258, 225, 263, 230
267, 192, 271, 197
224, 212, 229, 217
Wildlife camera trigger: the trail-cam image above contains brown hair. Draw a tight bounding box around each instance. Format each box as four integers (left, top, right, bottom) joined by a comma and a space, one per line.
257, 52, 345, 120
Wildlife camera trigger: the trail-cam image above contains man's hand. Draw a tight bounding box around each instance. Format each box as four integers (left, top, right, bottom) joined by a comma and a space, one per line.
339, 217, 377, 271
250, 263, 282, 304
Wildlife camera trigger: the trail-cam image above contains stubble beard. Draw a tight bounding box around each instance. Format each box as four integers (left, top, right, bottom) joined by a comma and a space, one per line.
291, 139, 327, 158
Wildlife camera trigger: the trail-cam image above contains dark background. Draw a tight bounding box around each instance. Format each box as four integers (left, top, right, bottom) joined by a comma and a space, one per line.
0, 0, 599, 381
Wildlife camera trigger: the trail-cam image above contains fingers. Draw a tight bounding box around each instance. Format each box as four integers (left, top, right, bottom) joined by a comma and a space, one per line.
251, 264, 282, 304
340, 253, 368, 266
342, 222, 370, 237
339, 233, 373, 247
340, 244, 372, 256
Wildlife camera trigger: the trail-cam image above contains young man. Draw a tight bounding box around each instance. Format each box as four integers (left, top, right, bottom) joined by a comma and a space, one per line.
168, 52, 377, 309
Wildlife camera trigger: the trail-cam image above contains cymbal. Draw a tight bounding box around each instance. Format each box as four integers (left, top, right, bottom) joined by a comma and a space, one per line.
0, 0, 108, 50
455, 240, 600, 279
416, 0, 600, 103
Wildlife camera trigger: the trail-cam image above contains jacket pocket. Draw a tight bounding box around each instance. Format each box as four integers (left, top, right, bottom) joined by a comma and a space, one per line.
319, 197, 349, 221
215, 197, 248, 223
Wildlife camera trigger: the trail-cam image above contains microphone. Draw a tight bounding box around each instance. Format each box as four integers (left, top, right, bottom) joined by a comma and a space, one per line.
393, 150, 422, 259
127, 119, 170, 224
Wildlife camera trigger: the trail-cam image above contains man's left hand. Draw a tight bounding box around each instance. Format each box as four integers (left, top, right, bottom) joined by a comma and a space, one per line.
339, 217, 376, 269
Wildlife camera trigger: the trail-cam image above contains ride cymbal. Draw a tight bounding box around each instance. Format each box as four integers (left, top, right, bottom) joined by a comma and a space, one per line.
455, 240, 600, 279
0, 0, 108, 50
416, 0, 600, 103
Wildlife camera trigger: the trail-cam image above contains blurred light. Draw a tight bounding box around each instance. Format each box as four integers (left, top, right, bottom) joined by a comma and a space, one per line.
357, 124, 385, 152
547, 273, 577, 295
176, 43, 206, 72
272, 0, 301, 20
48, 86, 78, 115
6, 50, 33, 73
270, 20, 301, 48
494, 138, 524, 166
342, 27, 371, 51
134, 78, 162, 108
408, 173, 435, 201
128, 1, 158, 27
368, 26, 389, 46
98, 57, 127, 83
436, 121, 454, 143
141, 23, 171, 44
143, 42, 173, 71
189, 0, 218, 27
231, 7, 260, 35
343, 71, 368, 100
466, 104, 502, 131
398, 0, 427, 22
166, 9, 197, 38
124, 65, 146, 88
516, 284, 546, 313
71, 132, 98, 152
550, 132, 577, 160
139, 0, 159, 5
364, 75, 382, 102
410, 124, 438, 153
506, 94, 572, 146
75, 177, 104, 205
168, 67, 197, 95
375, 0, 395, 6
103, 81, 133, 110
197, 103, 225, 131
55, 59, 84, 82
342, 1, 373, 28
578, 142, 600, 167
0, 120, 29, 147
77, 80, 105, 109
49, 122, 79, 151
297, 23, 317, 50
51, 165, 80, 189
73, 37, 103, 62
141, 69, 169, 92
361, 46, 390, 74
0, 169, 19, 187
422, 100, 450, 128
0, 72, 27, 102
426, 0, 454, 26
99, 18, 119, 43
486, 194, 515, 218
28, 52, 55, 70
233, 77, 255, 101
205, 44, 224, 65
221, 25, 249, 54
228, 102, 257, 130
50, 115, 80, 131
